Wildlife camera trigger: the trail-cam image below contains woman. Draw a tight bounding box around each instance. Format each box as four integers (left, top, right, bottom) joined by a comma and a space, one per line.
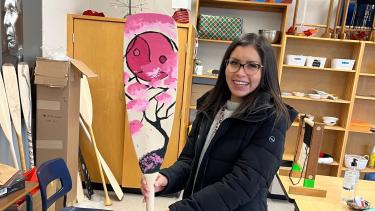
141, 33, 297, 210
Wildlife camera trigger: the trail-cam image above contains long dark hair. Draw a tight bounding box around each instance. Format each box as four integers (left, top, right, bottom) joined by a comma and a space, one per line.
199, 33, 289, 124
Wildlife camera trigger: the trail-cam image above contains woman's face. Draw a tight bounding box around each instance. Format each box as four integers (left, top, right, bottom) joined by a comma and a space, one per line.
225, 45, 262, 103
4, 0, 19, 49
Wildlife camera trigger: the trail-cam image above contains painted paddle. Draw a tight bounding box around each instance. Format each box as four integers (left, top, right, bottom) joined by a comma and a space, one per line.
79, 75, 112, 206
79, 117, 124, 200
124, 13, 178, 211
0, 72, 18, 169
17, 62, 34, 167
2, 63, 26, 172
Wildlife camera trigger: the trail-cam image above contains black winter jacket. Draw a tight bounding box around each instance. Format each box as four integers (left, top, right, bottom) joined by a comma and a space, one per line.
159, 92, 298, 211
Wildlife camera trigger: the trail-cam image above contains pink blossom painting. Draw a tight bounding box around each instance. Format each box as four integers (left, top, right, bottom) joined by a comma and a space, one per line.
124, 13, 178, 175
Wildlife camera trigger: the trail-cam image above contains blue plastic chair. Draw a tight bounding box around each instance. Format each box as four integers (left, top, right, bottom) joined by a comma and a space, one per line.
364, 173, 375, 181
37, 158, 110, 211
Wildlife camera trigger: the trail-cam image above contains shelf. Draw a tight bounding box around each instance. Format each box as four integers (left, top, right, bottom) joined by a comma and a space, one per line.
199, 0, 288, 13
282, 95, 350, 104
285, 35, 362, 44
319, 160, 339, 166
198, 38, 282, 48
291, 122, 346, 131
282, 64, 356, 73
341, 167, 375, 173
193, 74, 218, 79
355, 95, 375, 101
349, 123, 375, 134
359, 73, 375, 77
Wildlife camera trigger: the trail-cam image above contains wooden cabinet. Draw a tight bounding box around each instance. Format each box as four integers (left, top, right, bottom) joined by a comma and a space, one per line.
67, 15, 196, 188
280, 35, 375, 177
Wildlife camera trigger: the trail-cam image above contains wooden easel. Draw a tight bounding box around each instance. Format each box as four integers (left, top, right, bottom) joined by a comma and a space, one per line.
280, 116, 327, 198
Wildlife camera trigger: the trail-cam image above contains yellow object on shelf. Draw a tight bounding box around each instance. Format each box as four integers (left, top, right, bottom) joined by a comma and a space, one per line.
369, 146, 375, 168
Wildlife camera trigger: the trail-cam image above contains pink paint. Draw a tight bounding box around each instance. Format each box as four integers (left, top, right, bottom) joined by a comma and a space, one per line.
155, 92, 172, 104
125, 32, 177, 82
127, 99, 149, 112
127, 82, 148, 97
129, 120, 143, 135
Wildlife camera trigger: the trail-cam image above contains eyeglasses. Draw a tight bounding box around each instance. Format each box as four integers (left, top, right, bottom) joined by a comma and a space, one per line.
226, 59, 263, 75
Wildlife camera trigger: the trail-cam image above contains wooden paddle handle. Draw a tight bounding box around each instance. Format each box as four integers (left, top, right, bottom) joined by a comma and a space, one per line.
333, 0, 343, 38
291, 0, 300, 33
145, 173, 158, 211
339, 0, 350, 39
322, 0, 334, 38
88, 126, 112, 206
16, 132, 27, 172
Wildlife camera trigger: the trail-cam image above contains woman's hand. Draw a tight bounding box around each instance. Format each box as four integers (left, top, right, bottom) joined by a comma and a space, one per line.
140, 173, 168, 202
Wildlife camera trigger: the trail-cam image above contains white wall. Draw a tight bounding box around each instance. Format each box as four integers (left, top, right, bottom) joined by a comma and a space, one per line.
42, 0, 89, 56
41, 0, 340, 57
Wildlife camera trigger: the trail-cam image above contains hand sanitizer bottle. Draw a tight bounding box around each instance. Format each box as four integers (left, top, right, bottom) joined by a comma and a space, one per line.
342, 158, 360, 202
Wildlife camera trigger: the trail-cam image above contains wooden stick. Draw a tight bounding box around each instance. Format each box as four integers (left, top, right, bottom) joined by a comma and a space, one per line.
291, 0, 300, 34
332, 0, 343, 38
2, 64, 26, 172
17, 62, 34, 167
339, 0, 350, 39
145, 173, 158, 211
79, 76, 112, 206
0, 72, 19, 169
322, 0, 334, 38
79, 117, 124, 200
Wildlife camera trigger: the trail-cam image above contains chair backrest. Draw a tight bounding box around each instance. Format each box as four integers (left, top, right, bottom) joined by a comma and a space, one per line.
37, 158, 72, 211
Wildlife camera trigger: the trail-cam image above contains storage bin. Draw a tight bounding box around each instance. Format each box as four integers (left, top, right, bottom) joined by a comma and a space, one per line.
306, 56, 326, 68
285, 55, 307, 66
198, 14, 243, 41
331, 58, 355, 70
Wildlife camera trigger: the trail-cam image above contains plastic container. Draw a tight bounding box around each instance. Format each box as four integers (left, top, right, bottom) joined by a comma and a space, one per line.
344, 154, 369, 170
323, 116, 339, 126
331, 58, 355, 70
285, 55, 307, 66
306, 56, 326, 68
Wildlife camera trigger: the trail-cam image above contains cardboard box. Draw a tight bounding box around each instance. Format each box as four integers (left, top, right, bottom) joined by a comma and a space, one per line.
34, 58, 96, 207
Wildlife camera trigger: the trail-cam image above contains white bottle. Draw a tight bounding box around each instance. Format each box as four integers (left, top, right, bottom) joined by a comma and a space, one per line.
342, 158, 360, 202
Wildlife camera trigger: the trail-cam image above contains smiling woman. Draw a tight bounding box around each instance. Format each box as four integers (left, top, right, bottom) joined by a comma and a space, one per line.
141, 33, 298, 211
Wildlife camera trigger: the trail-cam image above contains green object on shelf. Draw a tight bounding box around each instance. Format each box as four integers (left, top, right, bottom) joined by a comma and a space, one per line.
292, 163, 302, 172
303, 178, 315, 188
198, 14, 243, 41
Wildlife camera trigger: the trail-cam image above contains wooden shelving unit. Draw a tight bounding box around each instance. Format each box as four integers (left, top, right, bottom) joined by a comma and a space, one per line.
281, 36, 375, 177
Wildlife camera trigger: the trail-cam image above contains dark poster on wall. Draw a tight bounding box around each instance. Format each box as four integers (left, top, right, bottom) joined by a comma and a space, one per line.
1, 0, 23, 65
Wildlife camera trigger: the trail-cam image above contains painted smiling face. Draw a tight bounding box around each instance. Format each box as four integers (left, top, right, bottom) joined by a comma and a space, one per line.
125, 32, 176, 82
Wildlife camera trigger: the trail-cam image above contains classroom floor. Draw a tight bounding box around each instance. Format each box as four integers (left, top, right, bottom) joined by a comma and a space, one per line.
74, 191, 295, 211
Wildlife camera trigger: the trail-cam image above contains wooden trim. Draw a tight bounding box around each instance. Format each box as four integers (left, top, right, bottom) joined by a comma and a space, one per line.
199, 0, 288, 12
67, 14, 74, 57
289, 186, 327, 198
179, 25, 196, 155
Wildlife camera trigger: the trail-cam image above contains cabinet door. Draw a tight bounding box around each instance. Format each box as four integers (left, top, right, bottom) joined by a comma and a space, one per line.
122, 27, 188, 188
72, 18, 125, 183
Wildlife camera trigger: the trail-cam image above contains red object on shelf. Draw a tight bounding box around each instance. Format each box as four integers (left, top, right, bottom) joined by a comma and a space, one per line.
83, 10, 105, 17
172, 9, 189, 23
